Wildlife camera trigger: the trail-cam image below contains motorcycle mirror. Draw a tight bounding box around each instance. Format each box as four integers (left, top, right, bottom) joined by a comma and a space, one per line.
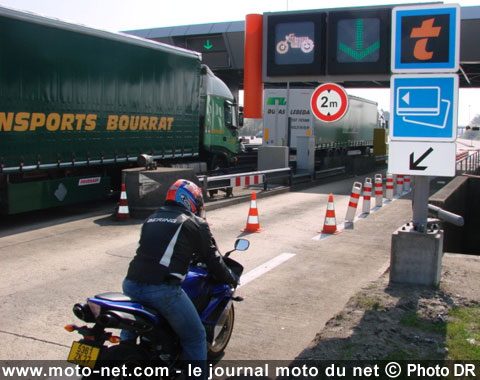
234, 239, 249, 251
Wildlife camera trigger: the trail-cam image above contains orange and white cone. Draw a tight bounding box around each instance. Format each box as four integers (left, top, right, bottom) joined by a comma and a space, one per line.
386, 173, 394, 200
374, 174, 383, 207
116, 184, 130, 220
345, 181, 362, 223
320, 193, 341, 234
362, 177, 372, 214
396, 175, 404, 195
404, 175, 411, 192
241, 192, 263, 232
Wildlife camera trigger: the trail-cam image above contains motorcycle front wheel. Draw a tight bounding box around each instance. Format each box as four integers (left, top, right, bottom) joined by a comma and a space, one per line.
208, 304, 234, 359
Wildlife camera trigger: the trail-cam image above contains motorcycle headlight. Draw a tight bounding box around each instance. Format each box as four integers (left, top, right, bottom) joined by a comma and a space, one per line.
87, 301, 101, 319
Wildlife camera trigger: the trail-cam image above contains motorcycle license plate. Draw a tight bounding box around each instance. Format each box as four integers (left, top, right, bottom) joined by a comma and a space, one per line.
67, 341, 100, 369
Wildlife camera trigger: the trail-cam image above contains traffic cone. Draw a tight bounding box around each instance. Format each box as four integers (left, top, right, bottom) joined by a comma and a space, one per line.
320, 193, 341, 234
116, 184, 130, 220
241, 192, 263, 232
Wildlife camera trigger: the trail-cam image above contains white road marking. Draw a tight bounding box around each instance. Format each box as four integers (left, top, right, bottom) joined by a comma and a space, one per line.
239, 253, 296, 288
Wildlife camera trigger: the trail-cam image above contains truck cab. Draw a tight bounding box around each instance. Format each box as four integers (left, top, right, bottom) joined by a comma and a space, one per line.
200, 65, 243, 169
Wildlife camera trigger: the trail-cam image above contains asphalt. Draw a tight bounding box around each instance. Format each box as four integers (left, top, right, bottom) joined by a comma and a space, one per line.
216, 170, 420, 360
205, 172, 466, 360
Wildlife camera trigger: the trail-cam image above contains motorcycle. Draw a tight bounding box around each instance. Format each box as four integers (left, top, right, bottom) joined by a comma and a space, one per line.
65, 238, 249, 378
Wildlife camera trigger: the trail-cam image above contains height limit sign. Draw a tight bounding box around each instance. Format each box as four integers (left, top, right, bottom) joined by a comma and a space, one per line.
310, 83, 349, 122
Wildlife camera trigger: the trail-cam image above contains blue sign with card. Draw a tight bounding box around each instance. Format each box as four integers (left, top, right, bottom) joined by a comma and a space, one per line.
390, 74, 458, 142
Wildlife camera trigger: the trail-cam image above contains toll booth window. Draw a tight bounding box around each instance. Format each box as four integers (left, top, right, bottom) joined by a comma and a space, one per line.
266, 12, 326, 77
327, 8, 391, 75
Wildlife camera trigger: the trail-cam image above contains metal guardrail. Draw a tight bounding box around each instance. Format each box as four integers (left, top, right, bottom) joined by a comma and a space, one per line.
456, 150, 480, 174
374, 154, 388, 162
198, 167, 292, 194
199, 164, 349, 199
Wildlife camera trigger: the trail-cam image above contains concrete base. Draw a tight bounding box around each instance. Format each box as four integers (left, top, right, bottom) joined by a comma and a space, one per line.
123, 167, 199, 219
389, 224, 444, 287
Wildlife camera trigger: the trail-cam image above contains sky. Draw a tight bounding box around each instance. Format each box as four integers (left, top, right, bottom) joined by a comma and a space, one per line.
0, 0, 479, 125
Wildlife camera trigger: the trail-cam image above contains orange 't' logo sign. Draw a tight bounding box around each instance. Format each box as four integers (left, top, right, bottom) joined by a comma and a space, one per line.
410, 18, 441, 61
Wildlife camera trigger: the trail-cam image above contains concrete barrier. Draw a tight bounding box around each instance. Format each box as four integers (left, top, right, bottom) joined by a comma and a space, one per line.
429, 175, 480, 254
123, 167, 199, 219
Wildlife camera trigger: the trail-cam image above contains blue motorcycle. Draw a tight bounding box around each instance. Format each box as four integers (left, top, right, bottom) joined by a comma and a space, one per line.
65, 239, 248, 378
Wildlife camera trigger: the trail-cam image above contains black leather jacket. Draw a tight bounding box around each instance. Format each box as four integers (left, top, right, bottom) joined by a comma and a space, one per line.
125, 204, 237, 286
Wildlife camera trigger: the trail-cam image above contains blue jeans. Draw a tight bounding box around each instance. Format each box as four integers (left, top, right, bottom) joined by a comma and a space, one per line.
120, 279, 206, 379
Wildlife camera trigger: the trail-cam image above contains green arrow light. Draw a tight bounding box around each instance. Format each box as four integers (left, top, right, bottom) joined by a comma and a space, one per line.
204, 40, 213, 50
338, 18, 380, 61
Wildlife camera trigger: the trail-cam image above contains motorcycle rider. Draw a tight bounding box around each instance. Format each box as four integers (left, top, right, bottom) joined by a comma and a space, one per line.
121, 179, 238, 379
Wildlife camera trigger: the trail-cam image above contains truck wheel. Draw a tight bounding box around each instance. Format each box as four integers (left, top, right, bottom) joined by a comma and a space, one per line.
211, 154, 228, 171
207, 304, 234, 359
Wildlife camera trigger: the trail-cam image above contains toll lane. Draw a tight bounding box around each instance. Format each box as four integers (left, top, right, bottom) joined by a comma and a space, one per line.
0, 173, 412, 362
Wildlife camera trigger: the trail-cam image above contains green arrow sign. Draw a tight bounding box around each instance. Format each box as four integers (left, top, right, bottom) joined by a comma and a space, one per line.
203, 40, 213, 50
338, 18, 380, 61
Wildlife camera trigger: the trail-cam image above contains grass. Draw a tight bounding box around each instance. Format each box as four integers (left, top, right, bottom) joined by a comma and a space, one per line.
398, 306, 480, 360
446, 306, 480, 360
354, 295, 385, 311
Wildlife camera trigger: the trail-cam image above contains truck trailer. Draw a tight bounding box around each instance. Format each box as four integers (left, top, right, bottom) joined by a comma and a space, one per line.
0, 7, 243, 214
263, 88, 379, 150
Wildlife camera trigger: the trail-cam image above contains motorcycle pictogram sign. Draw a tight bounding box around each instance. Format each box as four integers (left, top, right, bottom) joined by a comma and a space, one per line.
276, 33, 314, 54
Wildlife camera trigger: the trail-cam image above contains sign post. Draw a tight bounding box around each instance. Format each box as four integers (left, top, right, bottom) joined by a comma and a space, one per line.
389, 3, 460, 287
389, 3, 460, 232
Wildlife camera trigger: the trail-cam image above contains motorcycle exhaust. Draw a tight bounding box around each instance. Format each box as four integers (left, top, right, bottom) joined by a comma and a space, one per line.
72, 303, 96, 323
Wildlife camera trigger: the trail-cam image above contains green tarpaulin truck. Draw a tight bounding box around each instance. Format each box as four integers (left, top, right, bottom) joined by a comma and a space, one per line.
0, 6, 243, 214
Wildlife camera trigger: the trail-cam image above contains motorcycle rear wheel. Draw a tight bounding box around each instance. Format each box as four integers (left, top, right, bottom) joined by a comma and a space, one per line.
208, 304, 234, 359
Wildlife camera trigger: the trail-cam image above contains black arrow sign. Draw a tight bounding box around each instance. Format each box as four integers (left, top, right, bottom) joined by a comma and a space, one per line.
409, 147, 434, 170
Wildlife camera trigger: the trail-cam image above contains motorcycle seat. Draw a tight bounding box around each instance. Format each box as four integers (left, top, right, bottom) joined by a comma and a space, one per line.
93, 292, 162, 322
95, 292, 135, 302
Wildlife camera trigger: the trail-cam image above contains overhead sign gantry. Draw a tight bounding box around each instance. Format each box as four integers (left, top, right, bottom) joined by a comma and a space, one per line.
262, 5, 393, 84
